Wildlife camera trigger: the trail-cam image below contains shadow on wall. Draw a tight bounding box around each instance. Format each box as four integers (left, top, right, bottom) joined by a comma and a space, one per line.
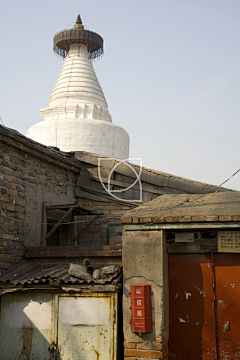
0, 292, 61, 360
0, 292, 118, 360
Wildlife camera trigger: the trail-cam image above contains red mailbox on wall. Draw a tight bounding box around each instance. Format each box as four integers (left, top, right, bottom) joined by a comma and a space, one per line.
130, 284, 153, 333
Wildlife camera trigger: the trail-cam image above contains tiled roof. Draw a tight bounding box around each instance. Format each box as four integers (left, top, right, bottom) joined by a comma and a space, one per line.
121, 192, 240, 224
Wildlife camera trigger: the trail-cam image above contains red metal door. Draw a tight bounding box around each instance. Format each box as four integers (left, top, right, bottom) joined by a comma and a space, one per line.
169, 254, 217, 360
169, 253, 240, 360
214, 254, 240, 360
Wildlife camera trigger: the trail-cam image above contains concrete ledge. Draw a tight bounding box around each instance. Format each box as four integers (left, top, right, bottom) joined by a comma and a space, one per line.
26, 245, 122, 258
124, 222, 240, 230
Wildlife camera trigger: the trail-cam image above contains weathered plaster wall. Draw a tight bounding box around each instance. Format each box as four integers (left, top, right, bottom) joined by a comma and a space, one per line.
122, 229, 169, 359
0, 138, 79, 273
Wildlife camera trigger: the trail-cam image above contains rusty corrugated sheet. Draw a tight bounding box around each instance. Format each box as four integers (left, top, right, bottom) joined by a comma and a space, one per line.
0, 260, 122, 286
0, 261, 84, 285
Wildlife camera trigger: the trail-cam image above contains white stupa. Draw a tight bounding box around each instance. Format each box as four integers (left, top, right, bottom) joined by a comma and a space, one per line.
27, 14, 129, 160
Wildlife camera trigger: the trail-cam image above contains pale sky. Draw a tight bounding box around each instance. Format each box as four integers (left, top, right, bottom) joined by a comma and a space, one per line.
1, 0, 240, 190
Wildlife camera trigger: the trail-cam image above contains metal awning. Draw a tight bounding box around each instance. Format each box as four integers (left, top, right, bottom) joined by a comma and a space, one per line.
42, 202, 103, 244
45, 203, 100, 215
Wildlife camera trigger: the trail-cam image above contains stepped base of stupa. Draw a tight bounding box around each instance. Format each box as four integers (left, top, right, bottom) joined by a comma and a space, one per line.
27, 118, 129, 160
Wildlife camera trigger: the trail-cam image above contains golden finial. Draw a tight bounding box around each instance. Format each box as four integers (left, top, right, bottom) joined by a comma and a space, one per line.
74, 14, 84, 29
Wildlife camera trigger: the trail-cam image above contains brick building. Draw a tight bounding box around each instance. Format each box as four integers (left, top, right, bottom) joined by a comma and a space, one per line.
0, 123, 234, 359
121, 192, 240, 360
0, 124, 231, 274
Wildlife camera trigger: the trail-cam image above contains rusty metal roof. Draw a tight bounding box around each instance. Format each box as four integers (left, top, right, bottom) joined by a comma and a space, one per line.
0, 261, 84, 285
0, 260, 121, 286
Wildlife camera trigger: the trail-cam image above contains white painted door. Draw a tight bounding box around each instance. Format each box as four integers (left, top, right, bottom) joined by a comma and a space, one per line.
0, 292, 54, 360
58, 295, 116, 360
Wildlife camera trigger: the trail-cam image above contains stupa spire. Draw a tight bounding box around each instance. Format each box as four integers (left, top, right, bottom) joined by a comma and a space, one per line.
74, 14, 84, 29
26, 14, 129, 160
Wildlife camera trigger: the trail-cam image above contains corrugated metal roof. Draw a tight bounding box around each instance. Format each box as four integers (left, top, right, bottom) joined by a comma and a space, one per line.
0, 261, 84, 285
0, 260, 121, 286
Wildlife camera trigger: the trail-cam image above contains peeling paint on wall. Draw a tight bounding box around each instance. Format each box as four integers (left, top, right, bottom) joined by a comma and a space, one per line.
177, 317, 186, 323
194, 286, 206, 297
3, 300, 52, 329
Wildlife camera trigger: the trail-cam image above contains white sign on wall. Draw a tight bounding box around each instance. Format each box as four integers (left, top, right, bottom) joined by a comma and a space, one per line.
175, 233, 194, 243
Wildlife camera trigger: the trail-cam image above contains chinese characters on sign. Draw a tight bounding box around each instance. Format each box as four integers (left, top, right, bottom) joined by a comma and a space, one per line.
130, 284, 153, 333
218, 231, 240, 252
175, 232, 194, 242
136, 290, 143, 317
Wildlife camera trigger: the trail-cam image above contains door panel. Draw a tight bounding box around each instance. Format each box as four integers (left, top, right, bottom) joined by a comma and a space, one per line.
0, 293, 54, 360
214, 254, 240, 359
58, 295, 115, 360
169, 254, 217, 360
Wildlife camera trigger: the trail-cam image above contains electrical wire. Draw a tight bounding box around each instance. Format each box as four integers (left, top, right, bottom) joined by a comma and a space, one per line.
2, 168, 240, 224
219, 168, 240, 187
160, 167, 240, 212
2, 217, 104, 226
82, 22, 89, 30
66, 19, 75, 29
65, 17, 89, 30
189, 167, 240, 204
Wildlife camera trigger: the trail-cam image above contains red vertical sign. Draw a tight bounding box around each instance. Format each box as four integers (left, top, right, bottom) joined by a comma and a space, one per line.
130, 284, 153, 333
